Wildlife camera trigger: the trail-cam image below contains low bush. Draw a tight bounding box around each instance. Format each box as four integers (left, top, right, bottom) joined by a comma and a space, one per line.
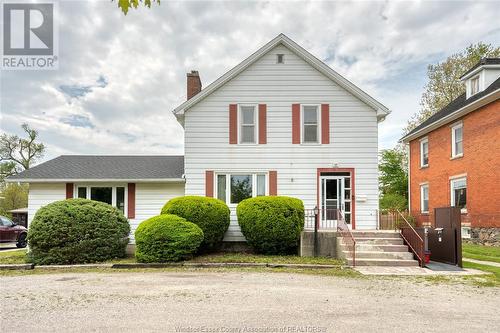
134, 214, 204, 262
28, 199, 130, 265
237, 196, 304, 254
161, 196, 230, 250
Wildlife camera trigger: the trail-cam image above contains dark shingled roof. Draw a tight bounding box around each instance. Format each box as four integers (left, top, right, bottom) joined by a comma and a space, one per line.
460, 58, 500, 78
403, 76, 500, 140
7, 155, 184, 181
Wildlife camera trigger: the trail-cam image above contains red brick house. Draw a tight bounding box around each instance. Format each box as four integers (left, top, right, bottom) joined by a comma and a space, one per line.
401, 58, 500, 243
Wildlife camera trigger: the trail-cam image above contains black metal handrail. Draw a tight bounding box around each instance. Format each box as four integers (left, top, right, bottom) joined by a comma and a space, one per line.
397, 210, 425, 267
336, 210, 356, 267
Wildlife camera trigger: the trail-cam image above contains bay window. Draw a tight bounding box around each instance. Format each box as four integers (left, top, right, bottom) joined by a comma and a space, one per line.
216, 173, 267, 204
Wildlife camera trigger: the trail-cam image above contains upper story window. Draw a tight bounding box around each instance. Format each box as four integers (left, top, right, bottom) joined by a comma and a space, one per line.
420, 184, 429, 213
470, 76, 480, 95
450, 177, 467, 212
277, 54, 285, 64
302, 105, 320, 143
451, 123, 463, 158
239, 105, 257, 144
420, 138, 429, 167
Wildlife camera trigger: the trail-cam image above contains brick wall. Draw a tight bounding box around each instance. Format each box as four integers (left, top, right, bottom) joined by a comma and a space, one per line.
409, 99, 500, 228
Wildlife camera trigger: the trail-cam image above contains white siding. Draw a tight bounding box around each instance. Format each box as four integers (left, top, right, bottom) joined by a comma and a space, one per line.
129, 182, 185, 242
184, 44, 380, 241
27, 182, 185, 243
27, 183, 66, 226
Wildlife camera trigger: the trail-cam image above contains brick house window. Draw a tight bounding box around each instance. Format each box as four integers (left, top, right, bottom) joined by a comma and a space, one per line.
451, 123, 463, 158
451, 177, 467, 213
420, 184, 429, 213
420, 137, 429, 167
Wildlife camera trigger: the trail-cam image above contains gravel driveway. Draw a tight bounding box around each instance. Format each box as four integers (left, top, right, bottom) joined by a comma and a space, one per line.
1, 270, 499, 332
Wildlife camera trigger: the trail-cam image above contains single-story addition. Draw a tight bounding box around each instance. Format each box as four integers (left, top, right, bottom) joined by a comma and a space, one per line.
7, 34, 391, 243
6, 155, 185, 242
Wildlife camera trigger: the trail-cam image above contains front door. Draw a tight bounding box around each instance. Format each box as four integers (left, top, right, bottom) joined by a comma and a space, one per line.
319, 175, 352, 228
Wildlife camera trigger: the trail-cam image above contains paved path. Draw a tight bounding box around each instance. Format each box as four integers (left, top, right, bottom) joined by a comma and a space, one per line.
1, 271, 499, 332
463, 258, 500, 268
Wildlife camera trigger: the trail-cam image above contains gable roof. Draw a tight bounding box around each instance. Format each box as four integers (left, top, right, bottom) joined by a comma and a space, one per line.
6, 155, 185, 182
173, 34, 390, 121
401, 77, 500, 143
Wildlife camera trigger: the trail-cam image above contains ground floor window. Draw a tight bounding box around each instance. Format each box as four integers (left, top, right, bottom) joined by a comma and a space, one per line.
216, 173, 267, 204
450, 177, 467, 212
75, 185, 126, 213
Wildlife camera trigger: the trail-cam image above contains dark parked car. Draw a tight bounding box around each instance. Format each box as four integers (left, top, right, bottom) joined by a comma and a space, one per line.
0, 215, 27, 248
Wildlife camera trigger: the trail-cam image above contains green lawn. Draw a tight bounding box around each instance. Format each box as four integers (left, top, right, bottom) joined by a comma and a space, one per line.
0, 249, 342, 266
0, 249, 28, 264
462, 243, 500, 263
191, 253, 343, 265
462, 261, 500, 287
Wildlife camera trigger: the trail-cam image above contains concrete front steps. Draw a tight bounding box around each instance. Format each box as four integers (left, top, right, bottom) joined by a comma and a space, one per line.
341, 230, 419, 267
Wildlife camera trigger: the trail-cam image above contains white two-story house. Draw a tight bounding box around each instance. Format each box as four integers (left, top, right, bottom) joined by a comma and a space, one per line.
8, 34, 390, 242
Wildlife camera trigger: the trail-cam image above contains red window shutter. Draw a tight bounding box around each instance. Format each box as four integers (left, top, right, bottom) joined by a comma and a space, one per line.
259, 104, 267, 144
229, 104, 238, 144
66, 183, 74, 199
205, 171, 214, 197
269, 171, 277, 196
292, 104, 300, 144
321, 104, 330, 144
127, 183, 136, 219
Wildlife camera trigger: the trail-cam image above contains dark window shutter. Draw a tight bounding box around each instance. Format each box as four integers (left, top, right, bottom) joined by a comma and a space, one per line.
127, 183, 136, 219
292, 104, 300, 144
229, 104, 238, 144
321, 104, 330, 144
269, 171, 277, 196
205, 171, 214, 197
259, 104, 267, 144
66, 183, 74, 199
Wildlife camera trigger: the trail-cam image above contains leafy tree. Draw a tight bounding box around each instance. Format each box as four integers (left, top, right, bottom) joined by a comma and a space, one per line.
403, 42, 500, 135
0, 123, 45, 182
0, 183, 28, 217
379, 149, 408, 211
116, 0, 159, 15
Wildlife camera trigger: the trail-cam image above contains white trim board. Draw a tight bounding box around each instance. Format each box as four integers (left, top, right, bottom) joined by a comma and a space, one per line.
172, 34, 390, 124
5, 178, 186, 183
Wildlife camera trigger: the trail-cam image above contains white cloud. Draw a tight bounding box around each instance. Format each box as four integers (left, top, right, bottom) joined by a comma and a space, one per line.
1, 0, 499, 162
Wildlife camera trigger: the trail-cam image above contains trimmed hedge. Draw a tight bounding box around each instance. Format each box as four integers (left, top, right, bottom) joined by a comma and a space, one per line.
27, 199, 130, 265
134, 214, 204, 262
161, 196, 230, 250
237, 196, 304, 254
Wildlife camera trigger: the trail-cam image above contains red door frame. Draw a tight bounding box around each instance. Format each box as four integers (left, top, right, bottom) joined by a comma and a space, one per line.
317, 168, 356, 229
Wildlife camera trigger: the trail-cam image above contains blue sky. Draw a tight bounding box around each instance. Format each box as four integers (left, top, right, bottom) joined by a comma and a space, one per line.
1, 0, 499, 163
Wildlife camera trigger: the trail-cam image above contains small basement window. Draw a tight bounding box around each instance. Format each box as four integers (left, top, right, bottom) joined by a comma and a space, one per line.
277, 54, 285, 64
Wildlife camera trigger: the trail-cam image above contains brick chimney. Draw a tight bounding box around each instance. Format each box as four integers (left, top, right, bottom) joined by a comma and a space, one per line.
187, 70, 202, 100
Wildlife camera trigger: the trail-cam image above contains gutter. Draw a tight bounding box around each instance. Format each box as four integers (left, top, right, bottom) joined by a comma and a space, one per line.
5, 178, 186, 183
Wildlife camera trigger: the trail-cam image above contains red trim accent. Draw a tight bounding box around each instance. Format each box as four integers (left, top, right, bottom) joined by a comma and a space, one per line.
269, 171, 277, 196
321, 104, 330, 144
258, 104, 267, 144
205, 171, 214, 197
292, 104, 300, 144
316, 168, 356, 229
65, 183, 74, 199
229, 104, 238, 144
127, 183, 136, 219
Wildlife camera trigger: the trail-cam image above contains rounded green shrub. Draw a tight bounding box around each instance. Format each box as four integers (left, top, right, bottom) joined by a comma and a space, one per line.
237, 196, 304, 254
134, 214, 204, 262
28, 199, 130, 265
161, 196, 230, 250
